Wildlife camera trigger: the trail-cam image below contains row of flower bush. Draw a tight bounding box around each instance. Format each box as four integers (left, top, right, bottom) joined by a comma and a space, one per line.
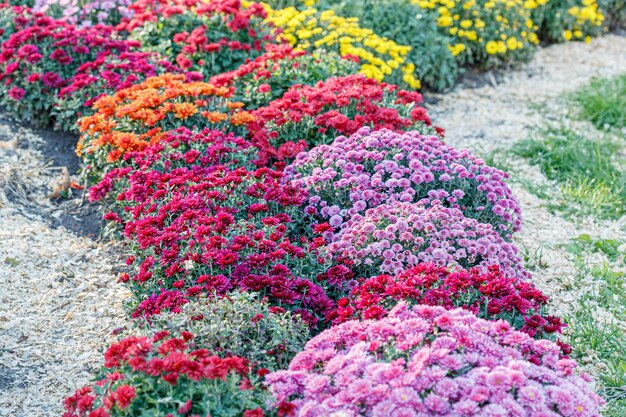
0, 2, 605, 416
67, 68, 601, 413
7, 0, 622, 95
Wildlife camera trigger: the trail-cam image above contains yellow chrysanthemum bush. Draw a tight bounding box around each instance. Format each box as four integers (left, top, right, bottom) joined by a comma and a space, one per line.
531, 0, 606, 43
411, 0, 540, 66
260, 2, 424, 90
299, 0, 460, 90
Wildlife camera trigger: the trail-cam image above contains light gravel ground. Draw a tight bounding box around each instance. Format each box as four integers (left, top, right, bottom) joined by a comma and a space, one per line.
429, 34, 626, 324
0, 35, 624, 416
0, 118, 131, 416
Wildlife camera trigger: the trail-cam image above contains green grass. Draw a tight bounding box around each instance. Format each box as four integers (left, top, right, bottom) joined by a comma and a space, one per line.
567, 234, 624, 263
572, 74, 626, 131
512, 126, 626, 218
564, 256, 626, 417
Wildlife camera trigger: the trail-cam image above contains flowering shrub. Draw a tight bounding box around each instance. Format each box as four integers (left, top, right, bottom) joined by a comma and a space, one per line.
311, 0, 460, 91
90, 128, 354, 327
138, 292, 310, 370
209, 43, 359, 108
532, 0, 605, 43
285, 127, 521, 239
0, 7, 140, 127
77, 73, 251, 172
327, 263, 566, 344
411, 0, 540, 66
328, 201, 528, 279
63, 332, 273, 417
118, 0, 275, 75
263, 4, 422, 89
248, 75, 437, 163
267, 303, 603, 417
33, 0, 134, 26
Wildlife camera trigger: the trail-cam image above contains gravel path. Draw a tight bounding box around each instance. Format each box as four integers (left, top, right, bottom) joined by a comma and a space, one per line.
0, 116, 131, 416
429, 34, 626, 319
0, 35, 624, 416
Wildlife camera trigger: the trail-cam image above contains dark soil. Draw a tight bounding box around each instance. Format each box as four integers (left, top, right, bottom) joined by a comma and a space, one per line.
31, 125, 105, 238
1, 113, 105, 238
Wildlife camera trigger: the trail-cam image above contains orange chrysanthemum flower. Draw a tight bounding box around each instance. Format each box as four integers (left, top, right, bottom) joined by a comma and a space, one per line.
173, 103, 199, 119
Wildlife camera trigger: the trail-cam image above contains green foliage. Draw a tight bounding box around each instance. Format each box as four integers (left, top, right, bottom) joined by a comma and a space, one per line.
137, 292, 311, 371
532, 0, 606, 43
572, 74, 626, 131
598, 0, 626, 29
567, 234, 625, 263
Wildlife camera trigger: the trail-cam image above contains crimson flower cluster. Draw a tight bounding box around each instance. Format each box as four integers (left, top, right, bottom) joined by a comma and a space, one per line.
0, 6, 132, 125
0, 4, 188, 130
328, 263, 567, 345
91, 128, 353, 327
117, 0, 275, 75
63, 331, 272, 417
246, 74, 440, 164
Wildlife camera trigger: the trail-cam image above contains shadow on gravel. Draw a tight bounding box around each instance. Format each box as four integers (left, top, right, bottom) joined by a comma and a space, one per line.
31, 126, 105, 238
0, 113, 104, 239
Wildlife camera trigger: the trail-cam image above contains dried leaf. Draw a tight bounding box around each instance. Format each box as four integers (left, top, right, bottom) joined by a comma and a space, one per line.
48, 167, 70, 199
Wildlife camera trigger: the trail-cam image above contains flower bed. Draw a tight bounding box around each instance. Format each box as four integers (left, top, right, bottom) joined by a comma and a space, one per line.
0, 1, 607, 414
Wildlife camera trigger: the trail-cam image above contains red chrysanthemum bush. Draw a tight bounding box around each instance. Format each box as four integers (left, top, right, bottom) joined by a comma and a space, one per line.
90, 127, 355, 327
246, 74, 440, 164
0, 5, 142, 127
77, 73, 253, 176
267, 303, 603, 417
327, 263, 567, 346
62, 331, 274, 417
117, 0, 275, 75
209, 43, 360, 108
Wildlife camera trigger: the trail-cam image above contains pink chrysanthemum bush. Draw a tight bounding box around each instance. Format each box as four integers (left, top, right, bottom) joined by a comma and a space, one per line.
62, 331, 274, 417
285, 127, 522, 239
267, 303, 604, 417
326, 263, 568, 349
327, 200, 529, 280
